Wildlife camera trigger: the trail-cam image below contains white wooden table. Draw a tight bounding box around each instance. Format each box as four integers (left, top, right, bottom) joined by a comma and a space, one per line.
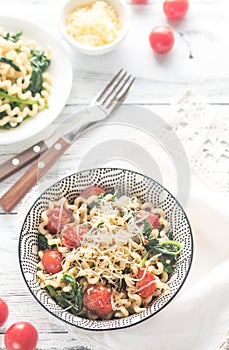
0, 0, 229, 349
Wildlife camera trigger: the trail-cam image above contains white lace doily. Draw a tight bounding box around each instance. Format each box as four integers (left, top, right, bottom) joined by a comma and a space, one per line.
170, 90, 229, 197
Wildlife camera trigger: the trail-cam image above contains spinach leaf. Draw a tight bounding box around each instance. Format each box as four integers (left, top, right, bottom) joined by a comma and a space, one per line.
74, 284, 83, 313
160, 254, 177, 274
30, 50, 50, 72
145, 237, 182, 256
0, 110, 7, 120
0, 102, 30, 129
0, 57, 20, 71
144, 238, 181, 274
62, 273, 77, 299
87, 201, 99, 210
45, 285, 80, 315
0, 89, 38, 105
143, 219, 152, 238
126, 210, 136, 222
27, 50, 50, 96
112, 190, 121, 200
2, 31, 22, 43
97, 191, 111, 200
62, 273, 83, 313
27, 68, 43, 96
38, 234, 49, 251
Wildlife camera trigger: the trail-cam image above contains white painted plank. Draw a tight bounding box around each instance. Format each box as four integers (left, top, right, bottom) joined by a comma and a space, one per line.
0, 2, 229, 102
0, 0, 228, 349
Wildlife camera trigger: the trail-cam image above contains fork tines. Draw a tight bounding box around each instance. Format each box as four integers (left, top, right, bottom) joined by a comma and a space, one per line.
95, 69, 135, 111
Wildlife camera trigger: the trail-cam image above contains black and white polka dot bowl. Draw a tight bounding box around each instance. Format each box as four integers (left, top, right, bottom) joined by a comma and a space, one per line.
19, 168, 193, 331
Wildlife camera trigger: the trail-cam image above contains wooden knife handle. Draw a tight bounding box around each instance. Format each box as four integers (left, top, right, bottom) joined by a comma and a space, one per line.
0, 140, 47, 182
0, 137, 70, 213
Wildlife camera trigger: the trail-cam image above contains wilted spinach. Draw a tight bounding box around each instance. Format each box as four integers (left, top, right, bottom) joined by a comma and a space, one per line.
2, 31, 22, 43
28, 50, 50, 96
46, 273, 83, 315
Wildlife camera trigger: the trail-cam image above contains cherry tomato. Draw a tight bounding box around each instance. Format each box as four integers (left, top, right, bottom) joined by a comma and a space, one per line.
131, 0, 148, 4
136, 210, 161, 229
149, 26, 174, 54
80, 186, 104, 199
0, 298, 9, 327
4, 322, 38, 350
61, 225, 88, 249
46, 206, 72, 234
136, 268, 156, 298
146, 213, 161, 229
42, 249, 62, 274
163, 0, 189, 19
83, 285, 113, 317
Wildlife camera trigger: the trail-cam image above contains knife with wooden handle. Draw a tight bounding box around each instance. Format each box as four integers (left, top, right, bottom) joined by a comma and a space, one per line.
0, 106, 107, 213
0, 140, 47, 182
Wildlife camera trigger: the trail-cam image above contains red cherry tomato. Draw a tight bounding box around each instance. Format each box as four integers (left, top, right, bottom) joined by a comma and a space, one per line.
80, 186, 104, 199
0, 298, 9, 327
136, 268, 156, 298
163, 0, 189, 19
4, 322, 38, 350
83, 285, 113, 317
42, 249, 62, 274
131, 0, 148, 4
136, 210, 161, 229
146, 213, 161, 229
61, 225, 88, 249
149, 26, 174, 54
46, 206, 72, 234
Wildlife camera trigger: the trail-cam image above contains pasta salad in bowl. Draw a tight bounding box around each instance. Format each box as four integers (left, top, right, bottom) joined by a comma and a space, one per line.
19, 168, 193, 330
0, 28, 51, 129
0, 16, 72, 145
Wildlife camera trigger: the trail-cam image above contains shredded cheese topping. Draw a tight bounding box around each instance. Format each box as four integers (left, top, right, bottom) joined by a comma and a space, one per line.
66, 1, 121, 47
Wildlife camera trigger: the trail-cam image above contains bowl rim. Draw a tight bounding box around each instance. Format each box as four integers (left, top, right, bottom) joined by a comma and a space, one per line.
18, 167, 194, 331
59, 0, 131, 53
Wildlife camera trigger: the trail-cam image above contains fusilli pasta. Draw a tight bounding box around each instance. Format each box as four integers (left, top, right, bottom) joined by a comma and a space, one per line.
36, 187, 182, 320
0, 28, 51, 129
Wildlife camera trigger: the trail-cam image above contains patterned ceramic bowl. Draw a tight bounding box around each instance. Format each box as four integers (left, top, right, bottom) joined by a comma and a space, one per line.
19, 168, 193, 331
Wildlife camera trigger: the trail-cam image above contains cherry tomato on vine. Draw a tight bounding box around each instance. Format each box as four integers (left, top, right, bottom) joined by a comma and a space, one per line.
0, 298, 9, 327
83, 285, 113, 317
42, 249, 63, 274
81, 186, 104, 199
136, 268, 157, 298
149, 25, 174, 54
163, 0, 189, 19
4, 322, 38, 350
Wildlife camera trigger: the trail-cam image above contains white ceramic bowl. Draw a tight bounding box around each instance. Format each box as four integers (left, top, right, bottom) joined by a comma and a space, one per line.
60, 0, 131, 55
0, 16, 73, 145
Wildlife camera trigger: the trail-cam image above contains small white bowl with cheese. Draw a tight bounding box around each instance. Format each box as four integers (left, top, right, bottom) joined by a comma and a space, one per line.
60, 0, 131, 55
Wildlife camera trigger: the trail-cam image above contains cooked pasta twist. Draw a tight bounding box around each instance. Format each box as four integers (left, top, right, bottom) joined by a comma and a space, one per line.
0, 28, 51, 128
36, 189, 181, 320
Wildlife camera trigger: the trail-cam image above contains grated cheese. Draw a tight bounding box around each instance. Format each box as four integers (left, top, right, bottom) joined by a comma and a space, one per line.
66, 1, 121, 47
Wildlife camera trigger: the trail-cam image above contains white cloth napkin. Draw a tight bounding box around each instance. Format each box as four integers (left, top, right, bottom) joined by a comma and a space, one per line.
65, 172, 229, 350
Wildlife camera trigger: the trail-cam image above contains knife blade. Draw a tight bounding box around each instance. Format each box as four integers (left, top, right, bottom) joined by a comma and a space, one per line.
0, 105, 107, 213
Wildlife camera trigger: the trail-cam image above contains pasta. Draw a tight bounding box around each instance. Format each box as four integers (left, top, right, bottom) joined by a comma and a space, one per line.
36, 187, 182, 320
0, 28, 51, 129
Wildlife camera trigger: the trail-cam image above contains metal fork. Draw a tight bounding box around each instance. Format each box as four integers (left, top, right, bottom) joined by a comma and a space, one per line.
95, 68, 135, 111
0, 69, 135, 213
64, 68, 135, 142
